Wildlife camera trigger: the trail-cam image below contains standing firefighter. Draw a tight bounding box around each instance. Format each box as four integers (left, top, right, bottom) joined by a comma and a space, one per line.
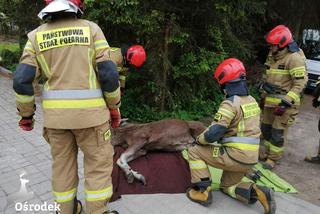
107, 45, 146, 95
13, 0, 120, 213
260, 25, 308, 169
305, 81, 320, 164
186, 58, 276, 214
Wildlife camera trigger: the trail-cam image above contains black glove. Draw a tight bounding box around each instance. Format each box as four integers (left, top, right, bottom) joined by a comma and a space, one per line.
273, 99, 291, 116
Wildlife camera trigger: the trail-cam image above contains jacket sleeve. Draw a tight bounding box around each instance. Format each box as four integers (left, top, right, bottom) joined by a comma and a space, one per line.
284, 51, 308, 105
197, 100, 235, 144
107, 47, 127, 88
92, 23, 121, 109
13, 39, 40, 117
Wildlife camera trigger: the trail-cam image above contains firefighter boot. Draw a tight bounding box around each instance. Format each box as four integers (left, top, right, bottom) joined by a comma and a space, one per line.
304, 155, 320, 164
261, 159, 276, 170
186, 180, 212, 206
252, 184, 276, 214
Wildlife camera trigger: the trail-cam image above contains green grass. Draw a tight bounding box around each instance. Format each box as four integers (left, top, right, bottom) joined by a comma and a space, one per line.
0, 42, 19, 52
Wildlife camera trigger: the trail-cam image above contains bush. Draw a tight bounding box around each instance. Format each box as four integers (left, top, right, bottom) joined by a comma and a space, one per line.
0, 48, 21, 71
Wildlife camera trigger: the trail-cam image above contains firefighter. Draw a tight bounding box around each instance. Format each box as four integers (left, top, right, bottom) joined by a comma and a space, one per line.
107, 45, 146, 95
13, 0, 120, 213
186, 58, 276, 214
304, 81, 320, 164
259, 25, 308, 169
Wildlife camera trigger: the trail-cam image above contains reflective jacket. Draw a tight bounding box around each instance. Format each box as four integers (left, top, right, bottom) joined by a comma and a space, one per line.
263, 48, 307, 107
198, 95, 261, 164
13, 18, 120, 129
107, 47, 129, 89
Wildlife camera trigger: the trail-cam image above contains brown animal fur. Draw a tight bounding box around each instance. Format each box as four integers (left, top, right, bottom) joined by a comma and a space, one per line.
111, 119, 206, 184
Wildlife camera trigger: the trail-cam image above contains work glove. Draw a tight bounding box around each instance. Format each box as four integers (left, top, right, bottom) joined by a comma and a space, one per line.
18, 115, 34, 131
312, 97, 320, 108
273, 99, 291, 116
110, 108, 121, 128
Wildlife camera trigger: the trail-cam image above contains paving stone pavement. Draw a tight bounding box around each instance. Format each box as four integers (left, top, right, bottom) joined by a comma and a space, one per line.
0, 76, 319, 214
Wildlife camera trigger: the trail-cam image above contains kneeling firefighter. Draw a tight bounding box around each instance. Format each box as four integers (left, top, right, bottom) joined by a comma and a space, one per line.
13, 0, 120, 213
186, 58, 276, 214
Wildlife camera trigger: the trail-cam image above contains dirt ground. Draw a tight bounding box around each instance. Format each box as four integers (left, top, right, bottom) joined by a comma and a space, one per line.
273, 94, 320, 206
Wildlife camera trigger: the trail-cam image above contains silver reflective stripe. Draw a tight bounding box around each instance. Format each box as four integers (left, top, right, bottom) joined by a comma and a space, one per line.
221, 137, 259, 145
42, 89, 103, 100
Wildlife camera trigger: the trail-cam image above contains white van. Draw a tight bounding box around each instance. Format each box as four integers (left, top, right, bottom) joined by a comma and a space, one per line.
301, 29, 320, 89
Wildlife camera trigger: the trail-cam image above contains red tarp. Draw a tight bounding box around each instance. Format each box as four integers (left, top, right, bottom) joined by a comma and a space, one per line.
111, 146, 192, 201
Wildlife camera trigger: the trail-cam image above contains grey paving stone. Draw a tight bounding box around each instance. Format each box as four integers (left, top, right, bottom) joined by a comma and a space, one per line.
1, 181, 20, 195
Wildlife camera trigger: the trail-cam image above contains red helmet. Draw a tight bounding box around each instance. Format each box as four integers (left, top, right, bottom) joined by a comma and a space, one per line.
126, 45, 146, 67
214, 58, 246, 85
265, 25, 293, 48
45, 0, 84, 10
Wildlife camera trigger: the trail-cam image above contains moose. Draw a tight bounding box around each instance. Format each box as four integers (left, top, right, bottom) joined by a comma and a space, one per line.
111, 119, 206, 184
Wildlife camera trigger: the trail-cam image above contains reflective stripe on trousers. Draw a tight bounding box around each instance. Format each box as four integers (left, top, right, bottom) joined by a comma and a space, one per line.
85, 185, 113, 202
53, 188, 77, 203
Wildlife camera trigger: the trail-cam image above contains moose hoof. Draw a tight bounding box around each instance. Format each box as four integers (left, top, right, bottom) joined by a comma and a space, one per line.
139, 176, 146, 185
126, 172, 135, 183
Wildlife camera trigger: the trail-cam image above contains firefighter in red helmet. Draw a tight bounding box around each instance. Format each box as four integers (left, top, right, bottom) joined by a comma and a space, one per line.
107, 45, 146, 95
13, 0, 120, 213
259, 25, 308, 169
186, 58, 276, 214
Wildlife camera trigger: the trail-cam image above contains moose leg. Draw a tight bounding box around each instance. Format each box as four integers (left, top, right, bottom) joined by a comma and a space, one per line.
116, 142, 147, 184
126, 149, 147, 184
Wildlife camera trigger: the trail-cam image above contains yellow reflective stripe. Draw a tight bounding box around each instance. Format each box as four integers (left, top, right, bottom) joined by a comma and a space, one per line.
189, 160, 207, 170
15, 93, 35, 103
316, 80, 320, 85
266, 69, 289, 75
53, 188, 77, 203
94, 40, 109, 51
223, 143, 259, 151
110, 47, 120, 52
289, 66, 305, 77
88, 48, 97, 89
36, 54, 51, 78
36, 27, 90, 51
237, 120, 245, 137
104, 87, 120, 98
287, 91, 300, 103
227, 184, 237, 198
25, 41, 35, 53
265, 96, 281, 105
119, 75, 126, 81
269, 143, 284, 153
218, 108, 235, 119
264, 140, 284, 153
241, 103, 260, 119
85, 185, 113, 202
42, 98, 106, 109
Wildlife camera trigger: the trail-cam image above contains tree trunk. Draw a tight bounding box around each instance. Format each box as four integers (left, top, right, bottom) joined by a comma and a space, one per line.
160, 25, 170, 111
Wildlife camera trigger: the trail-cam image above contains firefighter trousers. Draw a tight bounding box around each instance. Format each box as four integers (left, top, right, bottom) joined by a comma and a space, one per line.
188, 145, 257, 204
43, 122, 114, 214
261, 106, 298, 161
